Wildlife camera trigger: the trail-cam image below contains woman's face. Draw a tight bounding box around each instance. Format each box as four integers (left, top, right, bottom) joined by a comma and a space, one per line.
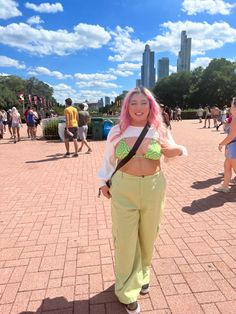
128, 93, 150, 126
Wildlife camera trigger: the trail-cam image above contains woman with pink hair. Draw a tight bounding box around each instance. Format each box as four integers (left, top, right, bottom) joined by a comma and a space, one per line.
98, 87, 187, 314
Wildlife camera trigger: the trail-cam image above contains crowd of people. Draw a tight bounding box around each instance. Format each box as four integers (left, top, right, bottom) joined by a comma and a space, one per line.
1, 88, 235, 314
0, 106, 41, 143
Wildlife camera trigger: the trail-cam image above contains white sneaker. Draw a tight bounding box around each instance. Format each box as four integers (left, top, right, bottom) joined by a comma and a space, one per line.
213, 185, 230, 193
218, 172, 224, 177
125, 302, 140, 314
229, 178, 236, 186
140, 284, 150, 295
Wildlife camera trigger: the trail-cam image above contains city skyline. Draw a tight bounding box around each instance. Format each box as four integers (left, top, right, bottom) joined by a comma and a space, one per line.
158, 57, 170, 81
141, 44, 156, 89
177, 30, 192, 72
0, 0, 235, 104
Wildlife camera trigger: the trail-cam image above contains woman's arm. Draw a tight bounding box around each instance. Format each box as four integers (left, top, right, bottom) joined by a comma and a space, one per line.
161, 146, 183, 158
219, 118, 236, 150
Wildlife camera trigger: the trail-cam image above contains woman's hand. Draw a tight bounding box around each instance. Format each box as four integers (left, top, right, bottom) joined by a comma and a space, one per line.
161, 146, 183, 158
100, 185, 111, 199
218, 143, 223, 152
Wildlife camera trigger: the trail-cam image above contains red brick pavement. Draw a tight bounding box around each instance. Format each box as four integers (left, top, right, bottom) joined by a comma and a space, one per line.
0, 120, 235, 314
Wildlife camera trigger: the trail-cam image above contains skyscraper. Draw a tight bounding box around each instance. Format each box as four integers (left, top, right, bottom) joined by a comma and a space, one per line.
177, 31, 191, 72
104, 96, 110, 106
141, 44, 156, 89
136, 79, 141, 87
158, 57, 169, 80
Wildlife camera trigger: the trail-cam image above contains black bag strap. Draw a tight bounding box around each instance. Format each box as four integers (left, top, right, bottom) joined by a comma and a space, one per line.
110, 122, 150, 179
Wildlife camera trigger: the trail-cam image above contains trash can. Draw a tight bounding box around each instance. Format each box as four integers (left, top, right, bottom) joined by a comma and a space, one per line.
58, 117, 66, 142
103, 119, 113, 139
91, 117, 104, 140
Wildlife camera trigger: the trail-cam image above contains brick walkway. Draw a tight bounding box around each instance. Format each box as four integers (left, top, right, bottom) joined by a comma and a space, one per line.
0, 120, 235, 314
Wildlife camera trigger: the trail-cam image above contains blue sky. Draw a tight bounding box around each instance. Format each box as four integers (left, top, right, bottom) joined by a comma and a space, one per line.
0, 0, 236, 104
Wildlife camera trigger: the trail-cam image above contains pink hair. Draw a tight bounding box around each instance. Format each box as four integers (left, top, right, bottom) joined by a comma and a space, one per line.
111, 87, 164, 141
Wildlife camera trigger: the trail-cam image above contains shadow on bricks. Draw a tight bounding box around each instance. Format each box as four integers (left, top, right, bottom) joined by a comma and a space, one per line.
182, 187, 236, 215
191, 176, 222, 189
18, 285, 127, 314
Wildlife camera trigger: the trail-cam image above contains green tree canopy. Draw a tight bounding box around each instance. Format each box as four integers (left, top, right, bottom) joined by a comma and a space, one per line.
153, 58, 236, 108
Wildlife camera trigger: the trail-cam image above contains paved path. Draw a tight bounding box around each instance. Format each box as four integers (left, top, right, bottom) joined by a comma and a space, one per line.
0, 120, 235, 314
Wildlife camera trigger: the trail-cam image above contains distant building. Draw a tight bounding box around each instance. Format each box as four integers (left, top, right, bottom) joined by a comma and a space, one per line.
177, 30, 191, 72
141, 44, 156, 89
136, 79, 141, 87
105, 96, 110, 106
158, 57, 169, 80
87, 99, 104, 111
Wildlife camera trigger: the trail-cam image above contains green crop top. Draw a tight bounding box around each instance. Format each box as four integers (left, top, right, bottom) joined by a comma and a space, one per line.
115, 138, 162, 160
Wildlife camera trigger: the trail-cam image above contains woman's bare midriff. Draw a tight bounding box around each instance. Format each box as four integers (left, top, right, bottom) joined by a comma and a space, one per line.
118, 157, 161, 176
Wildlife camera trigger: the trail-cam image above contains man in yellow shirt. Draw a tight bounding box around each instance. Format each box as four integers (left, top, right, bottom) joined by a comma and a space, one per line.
64, 98, 78, 157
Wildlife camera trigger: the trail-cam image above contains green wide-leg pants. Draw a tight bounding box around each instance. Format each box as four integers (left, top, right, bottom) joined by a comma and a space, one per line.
110, 170, 166, 304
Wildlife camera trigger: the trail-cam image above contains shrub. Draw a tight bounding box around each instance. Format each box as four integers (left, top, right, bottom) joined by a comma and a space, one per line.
181, 110, 198, 120
43, 119, 60, 140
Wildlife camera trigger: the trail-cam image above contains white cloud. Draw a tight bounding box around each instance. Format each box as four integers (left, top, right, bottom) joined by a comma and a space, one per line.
51, 83, 118, 104
51, 83, 77, 104
0, 22, 111, 55
109, 21, 236, 63
182, 0, 236, 15
76, 81, 119, 89
109, 26, 145, 62
0, 72, 10, 76
148, 20, 236, 56
74, 73, 116, 81
27, 15, 44, 25
28, 66, 72, 79
74, 72, 119, 89
117, 62, 141, 71
78, 90, 118, 103
25, 2, 63, 13
0, 0, 22, 19
0, 55, 25, 69
108, 62, 141, 77
169, 65, 177, 74
108, 68, 133, 77
191, 57, 212, 69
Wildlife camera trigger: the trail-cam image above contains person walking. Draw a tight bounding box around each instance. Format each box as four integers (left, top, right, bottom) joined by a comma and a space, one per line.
77, 103, 92, 154
216, 105, 227, 131
64, 98, 78, 157
203, 105, 211, 128
11, 107, 22, 143
160, 104, 171, 129
98, 87, 187, 314
24, 106, 31, 138
197, 105, 204, 123
7, 109, 13, 138
0, 110, 4, 139
214, 97, 236, 192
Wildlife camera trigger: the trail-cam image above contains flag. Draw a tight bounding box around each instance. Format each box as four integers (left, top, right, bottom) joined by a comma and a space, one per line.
43, 98, 47, 112
33, 95, 38, 105
18, 91, 24, 103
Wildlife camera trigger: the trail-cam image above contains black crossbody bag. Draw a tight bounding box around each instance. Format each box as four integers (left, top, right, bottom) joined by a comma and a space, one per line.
98, 122, 150, 197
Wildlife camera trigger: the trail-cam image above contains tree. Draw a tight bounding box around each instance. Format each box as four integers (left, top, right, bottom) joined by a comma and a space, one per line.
153, 72, 191, 107
152, 58, 236, 108
197, 59, 235, 105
